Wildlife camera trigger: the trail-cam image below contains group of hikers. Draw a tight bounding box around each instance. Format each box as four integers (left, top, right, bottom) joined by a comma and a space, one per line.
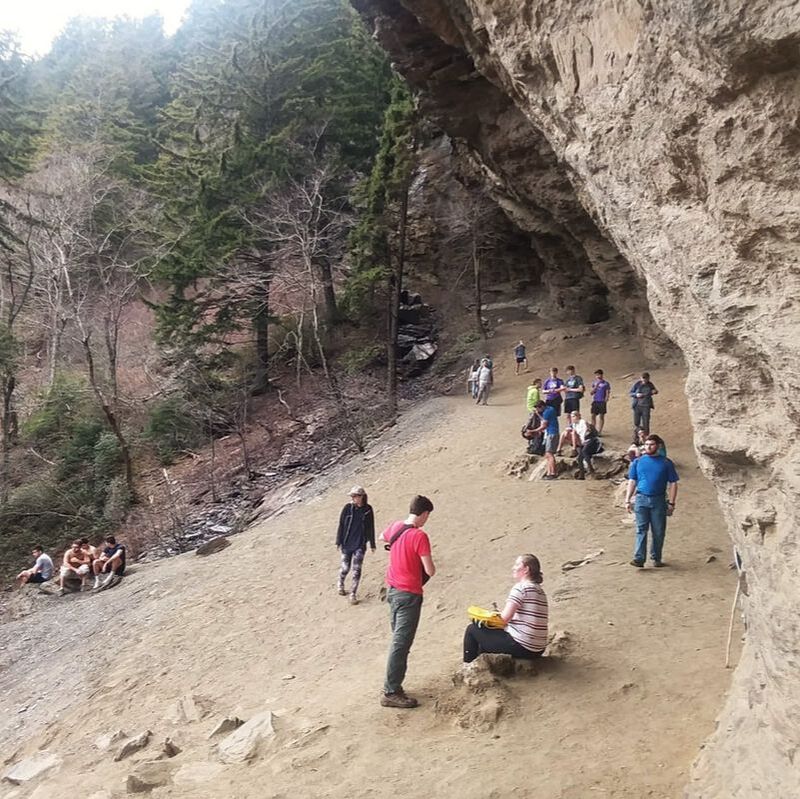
334, 488, 547, 709
14, 536, 127, 595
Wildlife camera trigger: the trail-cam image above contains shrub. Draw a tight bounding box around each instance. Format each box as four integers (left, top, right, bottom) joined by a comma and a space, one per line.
144, 396, 204, 464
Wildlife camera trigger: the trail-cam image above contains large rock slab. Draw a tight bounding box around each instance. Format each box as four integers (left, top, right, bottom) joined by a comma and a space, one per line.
2, 753, 61, 785
217, 711, 275, 764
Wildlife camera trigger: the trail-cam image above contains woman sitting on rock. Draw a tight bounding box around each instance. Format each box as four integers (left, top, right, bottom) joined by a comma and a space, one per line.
463, 554, 548, 663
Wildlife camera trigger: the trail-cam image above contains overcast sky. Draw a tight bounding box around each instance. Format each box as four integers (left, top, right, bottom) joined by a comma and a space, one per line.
4, 0, 192, 56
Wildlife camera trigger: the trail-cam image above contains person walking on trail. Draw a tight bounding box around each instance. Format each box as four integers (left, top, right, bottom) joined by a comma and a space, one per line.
467, 359, 480, 399
526, 377, 542, 413
15, 546, 53, 587
543, 366, 565, 418
532, 400, 559, 480
563, 365, 585, 417
625, 434, 679, 568
335, 486, 376, 605
590, 369, 612, 434
463, 553, 548, 663
380, 494, 436, 709
513, 341, 527, 374
629, 372, 658, 435
475, 358, 493, 405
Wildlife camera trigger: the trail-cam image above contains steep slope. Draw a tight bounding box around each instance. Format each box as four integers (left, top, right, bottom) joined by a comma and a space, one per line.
2, 321, 736, 798
352, 3, 800, 795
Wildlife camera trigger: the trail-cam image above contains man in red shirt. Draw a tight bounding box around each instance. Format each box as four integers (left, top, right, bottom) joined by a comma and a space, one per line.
380, 495, 436, 708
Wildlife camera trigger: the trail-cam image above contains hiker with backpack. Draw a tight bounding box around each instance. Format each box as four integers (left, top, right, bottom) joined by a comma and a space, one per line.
379, 495, 436, 709
335, 486, 376, 605
463, 554, 548, 663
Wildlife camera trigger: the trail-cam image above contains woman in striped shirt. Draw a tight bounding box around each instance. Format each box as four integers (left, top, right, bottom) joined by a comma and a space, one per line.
463, 554, 549, 662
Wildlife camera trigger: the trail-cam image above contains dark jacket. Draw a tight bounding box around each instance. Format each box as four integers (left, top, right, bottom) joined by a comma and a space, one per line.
336, 503, 375, 552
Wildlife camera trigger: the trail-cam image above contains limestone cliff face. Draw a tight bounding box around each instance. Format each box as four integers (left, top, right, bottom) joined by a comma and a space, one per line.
354, 1, 800, 796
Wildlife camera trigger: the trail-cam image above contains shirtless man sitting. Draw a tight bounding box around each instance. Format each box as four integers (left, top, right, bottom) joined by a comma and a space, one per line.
91, 535, 127, 592
59, 538, 92, 595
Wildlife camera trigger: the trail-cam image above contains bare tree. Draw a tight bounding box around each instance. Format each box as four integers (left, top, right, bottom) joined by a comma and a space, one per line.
442, 187, 503, 339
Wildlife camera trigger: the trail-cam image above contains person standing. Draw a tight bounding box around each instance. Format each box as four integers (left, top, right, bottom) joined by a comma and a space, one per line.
525, 377, 542, 413
543, 367, 564, 418
335, 486, 376, 605
532, 400, 559, 480
625, 434, 679, 567
563, 365, 585, 417
590, 369, 612, 434
15, 546, 53, 587
467, 359, 480, 399
629, 372, 658, 435
475, 358, 493, 405
513, 341, 527, 375
380, 495, 436, 709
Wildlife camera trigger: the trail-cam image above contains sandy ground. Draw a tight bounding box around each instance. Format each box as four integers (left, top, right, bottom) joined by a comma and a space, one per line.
0, 319, 740, 799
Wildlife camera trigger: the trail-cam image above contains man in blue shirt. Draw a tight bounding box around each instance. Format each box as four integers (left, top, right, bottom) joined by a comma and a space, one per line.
624, 434, 678, 567
532, 400, 559, 480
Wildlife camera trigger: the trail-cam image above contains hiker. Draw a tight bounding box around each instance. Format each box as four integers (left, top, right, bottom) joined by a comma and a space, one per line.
563, 365, 585, 417
513, 341, 527, 374
467, 359, 481, 399
58, 539, 92, 594
543, 367, 564, 418
629, 372, 658, 435
521, 407, 545, 456
575, 423, 603, 479
483, 354, 494, 370
15, 546, 53, 587
590, 369, 612, 434
531, 400, 559, 480
463, 554, 548, 663
625, 434, 679, 567
380, 494, 436, 709
557, 410, 588, 454
335, 485, 376, 605
475, 358, 493, 405
525, 377, 542, 413
91, 536, 126, 591
627, 428, 647, 463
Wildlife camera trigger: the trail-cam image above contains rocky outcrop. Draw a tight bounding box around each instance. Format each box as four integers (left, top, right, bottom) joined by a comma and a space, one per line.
353, 2, 800, 796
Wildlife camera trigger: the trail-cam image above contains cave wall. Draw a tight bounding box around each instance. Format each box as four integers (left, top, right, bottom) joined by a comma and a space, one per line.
353, 1, 800, 796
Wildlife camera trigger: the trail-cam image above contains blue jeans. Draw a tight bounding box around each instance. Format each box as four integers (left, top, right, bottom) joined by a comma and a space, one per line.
634, 493, 667, 563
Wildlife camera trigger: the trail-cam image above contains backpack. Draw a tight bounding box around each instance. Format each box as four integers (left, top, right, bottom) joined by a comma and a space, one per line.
384, 523, 430, 585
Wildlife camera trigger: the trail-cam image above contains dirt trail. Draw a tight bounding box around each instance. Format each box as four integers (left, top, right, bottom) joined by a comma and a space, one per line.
0, 319, 739, 799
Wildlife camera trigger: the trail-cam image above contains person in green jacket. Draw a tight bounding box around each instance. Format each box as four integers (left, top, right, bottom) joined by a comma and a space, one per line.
526, 377, 542, 412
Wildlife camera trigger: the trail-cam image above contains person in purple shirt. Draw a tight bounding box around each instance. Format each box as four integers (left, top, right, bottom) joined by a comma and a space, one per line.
590, 369, 612, 434
543, 367, 565, 418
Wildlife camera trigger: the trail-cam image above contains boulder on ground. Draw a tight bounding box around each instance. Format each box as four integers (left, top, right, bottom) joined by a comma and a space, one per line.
114, 730, 152, 762
217, 711, 275, 764
125, 760, 178, 794
544, 630, 573, 658
207, 716, 244, 739
195, 536, 229, 556
95, 730, 127, 751
2, 752, 61, 785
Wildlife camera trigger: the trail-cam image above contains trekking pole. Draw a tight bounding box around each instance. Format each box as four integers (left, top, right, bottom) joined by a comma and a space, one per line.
725, 546, 744, 669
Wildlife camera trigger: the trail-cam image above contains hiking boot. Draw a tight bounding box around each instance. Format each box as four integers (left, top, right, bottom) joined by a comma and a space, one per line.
349, 594, 359, 605
542, 474, 558, 481
57, 587, 66, 597
337, 587, 347, 596
630, 559, 645, 568
574, 472, 585, 480
380, 692, 419, 709
652, 561, 667, 568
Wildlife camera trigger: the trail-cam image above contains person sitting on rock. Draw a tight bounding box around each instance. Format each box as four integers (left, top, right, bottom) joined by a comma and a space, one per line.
557, 410, 588, 454
335, 485, 376, 605
91, 535, 126, 591
463, 554, 548, 663
627, 429, 666, 464
58, 538, 92, 595
575, 423, 603, 479
15, 545, 54, 587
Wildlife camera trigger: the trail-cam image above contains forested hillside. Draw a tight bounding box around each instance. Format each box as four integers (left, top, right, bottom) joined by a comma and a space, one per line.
0, 0, 427, 575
